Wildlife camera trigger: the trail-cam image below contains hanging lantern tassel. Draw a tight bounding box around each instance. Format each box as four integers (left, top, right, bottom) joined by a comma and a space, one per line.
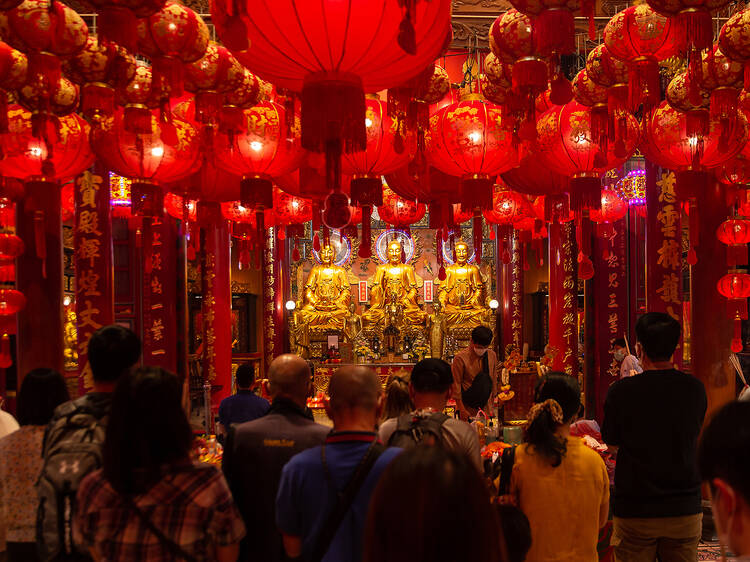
32, 210, 46, 278
0, 333, 11, 368
629, 57, 660, 111
533, 9, 575, 57
711, 88, 739, 141
312, 232, 321, 253
397, 0, 417, 55
255, 209, 265, 261
358, 205, 373, 259
732, 312, 744, 353
472, 212, 483, 262
522, 241, 529, 271
292, 236, 301, 262
687, 201, 699, 265
534, 237, 544, 268
678, 8, 713, 63
238, 237, 250, 270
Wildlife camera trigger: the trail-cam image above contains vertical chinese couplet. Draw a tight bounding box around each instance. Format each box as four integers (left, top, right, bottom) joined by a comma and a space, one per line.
141, 217, 177, 372
501, 230, 524, 354
75, 170, 114, 395
594, 218, 628, 420
199, 202, 232, 410
549, 221, 578, 376
262, 228, 276, 373
645, 163, 683, 367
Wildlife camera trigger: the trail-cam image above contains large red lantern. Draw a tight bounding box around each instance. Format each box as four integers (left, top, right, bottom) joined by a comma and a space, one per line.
603, 5, 679, 111
92, 111, 200, 216
65, 36, 137, 120
641, 101, 748, 199
717, 218, 750, 266
118, 65, 159, 135
0, 289, 25, 315
482, 184, 533, 226
573, 68, 608, 150
137, 1, 210, 97
210, 0, 451, 168
426, 95, 518, 210
717, 271, 750, 352
700, 45, 744, 136
164, 192, 197, 222
213, 100, 304, 212
589, 188, 628, 239
535, 101, 640, 211
0, 105, 93, 180
221, 69, 262, 135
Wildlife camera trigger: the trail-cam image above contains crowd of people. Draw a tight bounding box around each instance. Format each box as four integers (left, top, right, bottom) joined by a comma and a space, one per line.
0, 313, 747, 561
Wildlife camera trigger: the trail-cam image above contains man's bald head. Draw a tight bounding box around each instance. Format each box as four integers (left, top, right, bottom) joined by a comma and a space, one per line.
328, 366, 381, 413
267, 354, 311, 403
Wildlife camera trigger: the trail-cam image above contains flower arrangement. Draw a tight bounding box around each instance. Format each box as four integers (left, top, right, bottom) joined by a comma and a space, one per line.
503, 344, 522, 371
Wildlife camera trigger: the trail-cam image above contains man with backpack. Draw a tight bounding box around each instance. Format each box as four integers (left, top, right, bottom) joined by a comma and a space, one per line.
451, 326, 499, 421
379, 358, 481, 471
37, 325, 141, 561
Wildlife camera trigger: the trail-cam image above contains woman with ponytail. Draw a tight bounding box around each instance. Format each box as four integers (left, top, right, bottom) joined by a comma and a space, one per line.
510, 373, 609, 561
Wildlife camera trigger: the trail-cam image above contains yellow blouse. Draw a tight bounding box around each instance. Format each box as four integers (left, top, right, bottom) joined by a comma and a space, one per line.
511, 436, 609, 562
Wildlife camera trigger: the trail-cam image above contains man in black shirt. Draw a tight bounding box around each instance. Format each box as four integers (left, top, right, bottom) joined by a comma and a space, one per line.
222, 354, 328, 562
602, 312, 707, 562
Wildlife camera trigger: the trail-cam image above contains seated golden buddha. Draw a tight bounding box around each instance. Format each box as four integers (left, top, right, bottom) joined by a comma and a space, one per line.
295, 243, 350, 331
362, 239, 426, 327
438, 240, 491, 329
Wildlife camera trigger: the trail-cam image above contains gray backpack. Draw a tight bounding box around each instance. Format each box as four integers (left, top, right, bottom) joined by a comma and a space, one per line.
387, 412, 449, 448
36, 398, 108, 561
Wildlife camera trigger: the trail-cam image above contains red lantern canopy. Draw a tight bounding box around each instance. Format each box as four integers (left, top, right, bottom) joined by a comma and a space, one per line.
210, 0, 451, 179
213, 100, 304, 213
137, 1, 210, 98
0, 105, 93, 180
377, 183, 426, 233
719, 8, 750, 91
535, 101, 640, 211
717, 271, 750, 352
641, 101, 748, 199
603, 5, 679, 111
92, 111, 200, 216
426, 95, 518, 210
717, 218, 750, 266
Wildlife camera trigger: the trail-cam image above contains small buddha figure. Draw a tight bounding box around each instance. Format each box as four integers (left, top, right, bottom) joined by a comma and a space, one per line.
427, 300, 447, 359
295, 243, 350, 331
362, 239, 426, 327
438, 240, 490, 329
342, 303, 363, 343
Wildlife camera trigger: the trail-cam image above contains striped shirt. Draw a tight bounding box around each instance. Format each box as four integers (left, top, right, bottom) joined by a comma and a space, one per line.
75, 461, 245, 561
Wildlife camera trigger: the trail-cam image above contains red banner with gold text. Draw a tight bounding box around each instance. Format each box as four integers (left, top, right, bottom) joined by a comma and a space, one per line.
75, 169, 114, 395
549, 222, 578, 376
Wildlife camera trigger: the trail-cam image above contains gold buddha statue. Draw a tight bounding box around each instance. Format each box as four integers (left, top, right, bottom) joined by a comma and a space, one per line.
295, 243, 350, 331
438, 240, 491, 329
363, 239, 426, 327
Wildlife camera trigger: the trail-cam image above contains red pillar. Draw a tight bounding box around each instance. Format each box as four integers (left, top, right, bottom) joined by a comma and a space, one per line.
645, 163, 684, 367
549, 221, 578, 376
501, 230, 523, 354
16, 180, 64, 381
199, 202, 232, 411
74, 170, 115, 395
691, 178, 735, 418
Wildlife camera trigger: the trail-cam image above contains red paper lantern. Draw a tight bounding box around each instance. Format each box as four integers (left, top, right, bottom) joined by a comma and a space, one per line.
184, 42, 246, 125
426, 95, 518, 210
213, 100, 304, 211
377, 183, 426, 230
164, 192, 197, 222
585, 43, 629, 118
717, 271, 750, 352
84, 0, 165, 53
65, 36, 137, 120
589, 189, 628, 239
137, 1, 210, 98
719, 8, 750, 91
92, 111, 200, 216
717, 218, 750, 266
535, 101, 640, 211
508, 0, 594, 57
700, 45, 744, 136
0, 288, 25, 315
0, 105, 93, 180
716, 155, 750, 187
482, 184, 533, 226
0, 42, 27, 132
573, 68, 608, 151
641, 101, 748, 199
273, 187, 312, 227
118, 65, 159, 135
604, 5, 679, 111
666, 71, 710, 138
221, 69, 262, 135
211, 0, 451, 163
61, 182, 74, 222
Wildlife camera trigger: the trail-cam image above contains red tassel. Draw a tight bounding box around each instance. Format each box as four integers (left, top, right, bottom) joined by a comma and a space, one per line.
0, 334, 11, 369
312, 232, 321, 253
473, 213, 483, 262
124, 105, 153, 136
98, 6, 139, 52
292, 239, 301, 262
489, 228, 496, 241
438, 265, 446, 281
677, 8, 713, 54
629, 57, 660, 111
549, 74, 573, 106
153, 55, 184, 98
533, 8, 575, 56
512, 57, 548, 92
685, 109, 710, 139
732, 316, 743, 353
358, 205, 372, 259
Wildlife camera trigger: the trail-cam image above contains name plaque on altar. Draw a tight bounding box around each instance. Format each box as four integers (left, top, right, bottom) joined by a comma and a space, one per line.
424, 280, 434, 302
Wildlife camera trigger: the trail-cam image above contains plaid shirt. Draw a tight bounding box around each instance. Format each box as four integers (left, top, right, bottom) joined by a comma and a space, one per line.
75, 462, 245, 561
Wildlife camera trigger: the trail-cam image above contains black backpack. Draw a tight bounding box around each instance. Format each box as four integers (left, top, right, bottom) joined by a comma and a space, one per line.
37, 397, 108, 561
387, 412, 450, 448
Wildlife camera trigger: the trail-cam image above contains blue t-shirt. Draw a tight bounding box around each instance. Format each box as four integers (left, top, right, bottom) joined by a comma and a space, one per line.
218, 390, 270, 428
275, 432, 401, 562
